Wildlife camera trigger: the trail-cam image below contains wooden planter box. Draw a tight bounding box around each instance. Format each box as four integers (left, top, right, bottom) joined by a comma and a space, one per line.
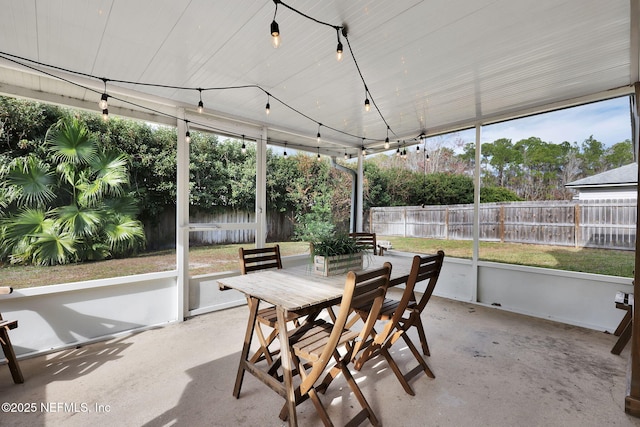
313, 252, 363, 276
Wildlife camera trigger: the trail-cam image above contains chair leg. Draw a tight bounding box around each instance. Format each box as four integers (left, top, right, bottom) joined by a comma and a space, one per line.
381, 346, 415, 396
308, 387, 333, 427
612, 319, 633, 355
614, 308, 632, 336
0, 326, 24, 384
401, 332, 435, 381
412, 315, 431, 356
340, 363, 380, 427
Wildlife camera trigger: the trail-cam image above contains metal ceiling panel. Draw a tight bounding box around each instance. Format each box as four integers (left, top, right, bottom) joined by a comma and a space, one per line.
0, 0, 635, 156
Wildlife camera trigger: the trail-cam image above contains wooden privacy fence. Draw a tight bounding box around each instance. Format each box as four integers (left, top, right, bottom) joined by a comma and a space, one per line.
370, 199, 637, 250
145, 209, 294, 249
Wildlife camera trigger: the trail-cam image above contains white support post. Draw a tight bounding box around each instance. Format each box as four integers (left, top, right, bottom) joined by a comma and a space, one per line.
471, 124, 482, 303
176, 110, 190, 320
255, 127, 268, 248
356, 153, 364, 231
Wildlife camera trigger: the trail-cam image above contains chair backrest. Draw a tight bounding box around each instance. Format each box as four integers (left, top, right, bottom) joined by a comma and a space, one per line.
377, 251, 444, 337
349, 232, 378, 255
409, 250, 445, 314
299, 263, 392, 394
238, 245, 283, 274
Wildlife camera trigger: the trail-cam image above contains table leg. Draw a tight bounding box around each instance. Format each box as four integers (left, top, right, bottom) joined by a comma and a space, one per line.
277, 307, 298, 427
233, 296, 260, 398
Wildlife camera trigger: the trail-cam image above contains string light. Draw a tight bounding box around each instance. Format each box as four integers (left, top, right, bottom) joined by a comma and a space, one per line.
241, 135, 246, 154
0, 38, 399, 151
361, 145, 367, 156
384, 126, 390, 149
197, 89, 204, 113
364, 86, 370, 112
416, 145, 420, 152
185, 121, 191, 143
271, 0, 281, 48
265, 94, 271, 115
317, 146, 321, 161
283, 142, 287, 157
344, 151, 348, 160
0, 33, 396, 148
316, 123, 321, 143
98, 78, 108, 109
264, 0, 392, 136
396, 142, 400, 157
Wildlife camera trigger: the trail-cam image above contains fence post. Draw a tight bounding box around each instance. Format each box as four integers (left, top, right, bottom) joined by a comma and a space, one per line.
574, 203, 580, 248
445, 206, 449, 240
499, 205, 505, 243
403, 207, 407, 237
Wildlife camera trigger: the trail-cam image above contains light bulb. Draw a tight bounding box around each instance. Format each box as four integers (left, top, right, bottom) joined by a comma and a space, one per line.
185, 131, 191, 144
384, 137, 390, 150
336, 42, 343, 61
241, 142, 247, 154
364, 98, 370, 112
99, 93, 108, 110
265, 102, 270, 115
316, 132, 321, 143
197, 100, 204, 114
102, 108, 109, 121
344, 152, 348, 160
271, 21, 280, 48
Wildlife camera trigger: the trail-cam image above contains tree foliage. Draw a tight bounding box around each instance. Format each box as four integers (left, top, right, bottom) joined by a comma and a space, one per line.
0, 117, 145, 265
1, 95, 634, 254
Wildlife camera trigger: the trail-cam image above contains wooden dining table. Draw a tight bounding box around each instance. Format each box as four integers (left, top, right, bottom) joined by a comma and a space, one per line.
217, 253, 415, 426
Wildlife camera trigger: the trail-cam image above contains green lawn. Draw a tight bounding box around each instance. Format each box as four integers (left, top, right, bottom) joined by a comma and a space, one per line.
387, 237, 635, 278
0, 238, 633, 289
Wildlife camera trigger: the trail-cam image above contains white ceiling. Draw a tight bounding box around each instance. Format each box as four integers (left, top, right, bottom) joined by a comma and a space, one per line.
0, 0, 638, 156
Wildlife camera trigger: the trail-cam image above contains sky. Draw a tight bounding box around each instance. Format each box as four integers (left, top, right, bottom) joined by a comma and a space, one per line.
457, 96, 632, 148
274, 95, 633, 157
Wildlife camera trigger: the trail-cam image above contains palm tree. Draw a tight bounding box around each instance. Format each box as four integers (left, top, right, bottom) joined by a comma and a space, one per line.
0, 117, 145, 266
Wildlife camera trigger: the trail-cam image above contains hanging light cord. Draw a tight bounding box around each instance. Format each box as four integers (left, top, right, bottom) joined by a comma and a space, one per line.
271, 0, 395, 139
0, 50, 384, 145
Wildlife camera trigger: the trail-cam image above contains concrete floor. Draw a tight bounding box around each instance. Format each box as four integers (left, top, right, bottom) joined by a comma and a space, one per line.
1, 292, 640, 427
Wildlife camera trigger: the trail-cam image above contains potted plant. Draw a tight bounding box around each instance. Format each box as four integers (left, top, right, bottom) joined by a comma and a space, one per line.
311, 233, 366, 276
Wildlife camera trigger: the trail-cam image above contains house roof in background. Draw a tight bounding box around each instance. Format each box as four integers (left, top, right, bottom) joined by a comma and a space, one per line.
565, 163, 638, 188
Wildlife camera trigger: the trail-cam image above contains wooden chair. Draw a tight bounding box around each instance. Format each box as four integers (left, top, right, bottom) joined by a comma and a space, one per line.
349, 232, 379, 255
0, 286, 24, 384
238, 245, 302, 366
611, 291, 633, 355
352, 251, 445, 395
281, 263, 392, 426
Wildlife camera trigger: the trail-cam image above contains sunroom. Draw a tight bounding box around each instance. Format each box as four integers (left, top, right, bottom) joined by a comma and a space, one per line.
1, 0, 640, 424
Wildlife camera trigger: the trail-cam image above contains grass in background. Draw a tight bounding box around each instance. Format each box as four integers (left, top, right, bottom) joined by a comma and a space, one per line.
386, 237, 634, 277
0, 238, 632, 289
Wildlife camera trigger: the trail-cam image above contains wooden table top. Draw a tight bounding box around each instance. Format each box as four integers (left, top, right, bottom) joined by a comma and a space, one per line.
218, 253, 415, 312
